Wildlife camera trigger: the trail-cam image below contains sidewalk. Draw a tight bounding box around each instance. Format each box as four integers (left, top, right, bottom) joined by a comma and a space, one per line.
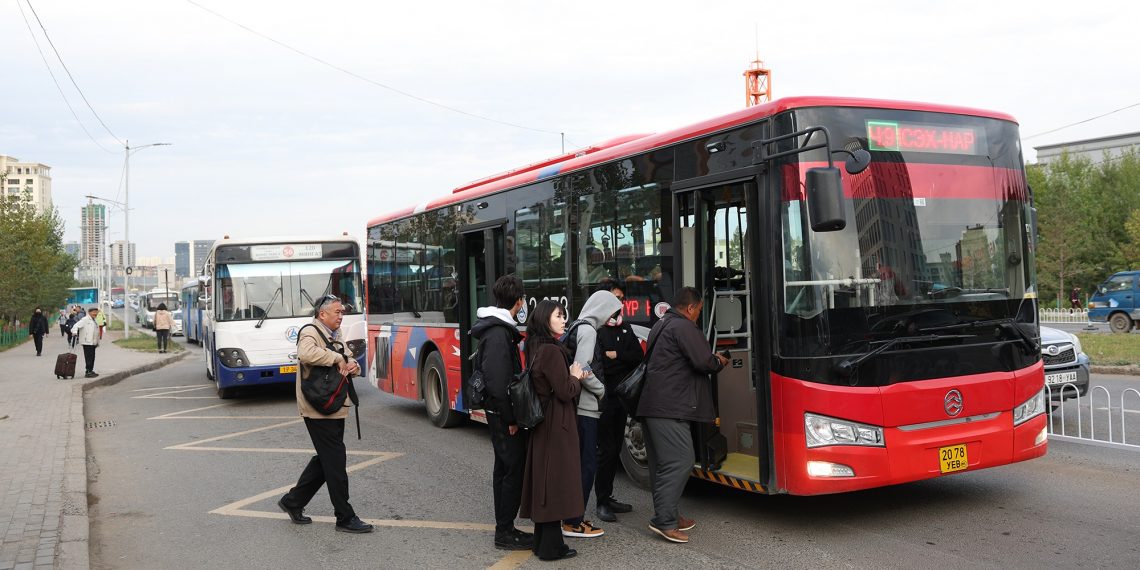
0, 330, 186, 570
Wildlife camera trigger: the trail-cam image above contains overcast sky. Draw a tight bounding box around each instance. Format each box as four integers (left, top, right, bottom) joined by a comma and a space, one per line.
4, 0, 1140, 259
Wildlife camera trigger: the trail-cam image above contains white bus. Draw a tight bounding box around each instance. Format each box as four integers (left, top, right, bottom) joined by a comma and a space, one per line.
136, 289, 180, 329
198, 235, 365, 399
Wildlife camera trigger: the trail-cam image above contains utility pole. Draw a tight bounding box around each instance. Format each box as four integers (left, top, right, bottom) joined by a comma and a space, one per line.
163, 268, 170, 296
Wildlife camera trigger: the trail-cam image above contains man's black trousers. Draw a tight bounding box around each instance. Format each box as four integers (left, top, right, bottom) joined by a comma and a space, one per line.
594, 396, 627, 505
82, 345, 96, 373
283, 417, 356, 524
487, 412, 528, 534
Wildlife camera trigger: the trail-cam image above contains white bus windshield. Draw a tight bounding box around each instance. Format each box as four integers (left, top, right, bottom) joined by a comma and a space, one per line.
147, 294, 179, 311
216, 259, 362, 321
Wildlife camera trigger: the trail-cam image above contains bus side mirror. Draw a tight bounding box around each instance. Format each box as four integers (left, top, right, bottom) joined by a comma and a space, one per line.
806, 167, 847, 232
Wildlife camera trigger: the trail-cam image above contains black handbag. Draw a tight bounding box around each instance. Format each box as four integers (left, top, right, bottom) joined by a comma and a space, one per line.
298, 325, 351, 416
507, 368, 545, 429
613, 323, 663, 415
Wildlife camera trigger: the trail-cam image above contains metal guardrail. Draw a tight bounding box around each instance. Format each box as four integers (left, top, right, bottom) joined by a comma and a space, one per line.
1046, 383, 1140, 449
1039, 308, 1092, 324
0, 326, 29, 349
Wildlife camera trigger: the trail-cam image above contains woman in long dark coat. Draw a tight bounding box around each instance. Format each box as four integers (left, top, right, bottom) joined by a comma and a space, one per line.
519, 300, 585, 561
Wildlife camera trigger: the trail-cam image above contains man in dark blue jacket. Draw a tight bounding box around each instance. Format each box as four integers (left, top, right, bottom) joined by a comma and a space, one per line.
637, 287, 727, 544
469, 275, 531, 550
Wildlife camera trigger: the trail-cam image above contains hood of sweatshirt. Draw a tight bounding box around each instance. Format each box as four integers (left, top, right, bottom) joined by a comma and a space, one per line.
577, 290, 623, 330
470, 306, 523, 341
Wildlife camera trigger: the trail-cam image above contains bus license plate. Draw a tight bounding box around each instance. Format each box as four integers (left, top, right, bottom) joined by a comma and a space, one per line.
279, 365, 298, 374
1045, 371, 1078, 386
939, 444, 968, 474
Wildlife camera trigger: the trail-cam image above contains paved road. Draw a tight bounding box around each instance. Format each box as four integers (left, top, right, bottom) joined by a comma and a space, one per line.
85, 345, 1140, 569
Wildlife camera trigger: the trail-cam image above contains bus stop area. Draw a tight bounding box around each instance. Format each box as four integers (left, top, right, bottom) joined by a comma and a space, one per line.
0, 331, 184, 570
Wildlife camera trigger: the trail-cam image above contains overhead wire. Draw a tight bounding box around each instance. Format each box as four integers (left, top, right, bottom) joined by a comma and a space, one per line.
183, 0, 567, 137
23, 0, 124, 147
15, 0, 116, 154
1023, 102, 1140, 141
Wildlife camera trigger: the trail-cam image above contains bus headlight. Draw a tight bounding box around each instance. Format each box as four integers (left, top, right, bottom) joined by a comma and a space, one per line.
217, 348, 250, 368
805, 413, 885, 448
1013, 388, 1046, 426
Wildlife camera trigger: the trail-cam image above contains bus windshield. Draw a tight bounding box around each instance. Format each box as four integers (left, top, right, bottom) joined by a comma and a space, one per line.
146, 293, 179, 311
215, 259, 363, 321
779, 108, 1037, 359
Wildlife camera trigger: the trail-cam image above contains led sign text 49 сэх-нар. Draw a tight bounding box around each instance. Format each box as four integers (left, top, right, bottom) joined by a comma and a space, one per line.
866, 120, 988, 155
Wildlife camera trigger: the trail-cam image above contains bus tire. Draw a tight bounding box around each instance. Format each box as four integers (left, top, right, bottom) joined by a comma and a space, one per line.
216, 375, 236, 399
423, 351, 462, 428
620, 417, 652, 490
1109, 312, 1132, 334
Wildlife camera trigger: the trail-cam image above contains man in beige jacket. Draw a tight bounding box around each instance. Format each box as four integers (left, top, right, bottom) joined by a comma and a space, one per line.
278, 295, 373, 533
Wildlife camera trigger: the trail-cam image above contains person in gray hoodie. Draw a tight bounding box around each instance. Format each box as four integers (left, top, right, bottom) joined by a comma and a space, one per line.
560, 289, 623, 539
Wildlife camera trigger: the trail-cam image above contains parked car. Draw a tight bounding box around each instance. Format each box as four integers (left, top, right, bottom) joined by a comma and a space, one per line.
1040, 325, 1090, 404
112, 298, 125, 309
1087, 270, 1140, 333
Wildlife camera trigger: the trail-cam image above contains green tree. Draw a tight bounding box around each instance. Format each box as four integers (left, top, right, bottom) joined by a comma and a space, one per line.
0, 173, 76, 324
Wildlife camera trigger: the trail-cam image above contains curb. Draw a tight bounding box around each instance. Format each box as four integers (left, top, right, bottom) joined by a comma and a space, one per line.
1090, 365, 1140, 376
57, 350, 189, 570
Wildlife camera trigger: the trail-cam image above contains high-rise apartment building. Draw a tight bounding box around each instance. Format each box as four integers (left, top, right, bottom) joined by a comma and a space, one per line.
64, 241, 81, 259
110, 240, 136, 268
191, 239, 214, 277
80, 203, 107, 265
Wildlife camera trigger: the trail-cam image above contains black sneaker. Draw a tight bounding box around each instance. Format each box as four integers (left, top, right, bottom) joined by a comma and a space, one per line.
494, 528, 533, 550
605, 498, 633, 513
335, 516, 374, 533
596, 502, 617, 522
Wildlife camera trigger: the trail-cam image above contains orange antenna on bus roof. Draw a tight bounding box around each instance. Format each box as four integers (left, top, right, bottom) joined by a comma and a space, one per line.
744, 27, 772, 107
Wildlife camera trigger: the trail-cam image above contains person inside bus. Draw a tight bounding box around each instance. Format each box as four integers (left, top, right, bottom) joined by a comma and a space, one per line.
637, 287, 728, 544
519, 300, 587, 562
560, 289, 621, 539
279, 295, 372, 534
584, 246, 612, 284
592, 283, 643, 523
469, 275, 533, 551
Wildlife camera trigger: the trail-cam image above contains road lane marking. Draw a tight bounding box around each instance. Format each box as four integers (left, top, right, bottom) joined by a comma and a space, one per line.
164, 419, 303, 449
488, 551, 532, 569
133, 386, 216, 399
149, 403, 297, 420
131, 385, 209, 391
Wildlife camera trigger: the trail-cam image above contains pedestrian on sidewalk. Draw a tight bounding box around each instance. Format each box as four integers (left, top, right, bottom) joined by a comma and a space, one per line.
278, 295, 373, 534
70, 307, 102, 378
519, 300, 587, 562
560, 289, 623, 539
29, 306, 49, 356
65, 307, 81, 348
469, 274, 534, 551
153, 303, 173, 353
593, 283, 642, 523
95, 307, 107, 339
57, 309, 68, 338
637, 287, 728, 544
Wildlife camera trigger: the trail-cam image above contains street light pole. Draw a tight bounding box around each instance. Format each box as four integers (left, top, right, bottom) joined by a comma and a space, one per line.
121, 140, 171, 339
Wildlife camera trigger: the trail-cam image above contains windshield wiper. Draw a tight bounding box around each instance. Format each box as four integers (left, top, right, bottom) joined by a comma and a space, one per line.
835, 334, 976, 378
299, 287, 315, 308
255, 286, 282, 329
919, 317, 1038, 355
928, 287, 1011, 299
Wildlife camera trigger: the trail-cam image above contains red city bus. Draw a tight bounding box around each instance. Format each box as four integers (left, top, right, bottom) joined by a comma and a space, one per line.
364, 96, 1047, 495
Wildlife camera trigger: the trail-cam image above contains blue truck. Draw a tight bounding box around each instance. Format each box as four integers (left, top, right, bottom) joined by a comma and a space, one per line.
1087, 270, 1140, 333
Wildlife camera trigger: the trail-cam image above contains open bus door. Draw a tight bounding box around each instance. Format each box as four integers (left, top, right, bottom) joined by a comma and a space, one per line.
672, 180, 769, 492
458, 224, 505, 419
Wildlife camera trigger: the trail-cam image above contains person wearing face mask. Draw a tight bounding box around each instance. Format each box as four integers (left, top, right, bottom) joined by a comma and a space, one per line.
591, 283, 643, 522
29, 306, 50, 356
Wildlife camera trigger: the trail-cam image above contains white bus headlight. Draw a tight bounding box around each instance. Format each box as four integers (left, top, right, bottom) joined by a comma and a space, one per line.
217, 348, 250, 368
1013, 388, 1046, 426
805, 413, 885, 448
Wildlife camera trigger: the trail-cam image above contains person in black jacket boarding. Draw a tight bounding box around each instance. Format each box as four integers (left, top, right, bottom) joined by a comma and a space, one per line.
637, 287, 728, 544
592, 284, 643, 522
469, 274, 532, 551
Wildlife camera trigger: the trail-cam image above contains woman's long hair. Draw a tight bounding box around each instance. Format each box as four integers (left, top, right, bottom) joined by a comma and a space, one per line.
524, 300, 566, 366
158, 303, 167, 311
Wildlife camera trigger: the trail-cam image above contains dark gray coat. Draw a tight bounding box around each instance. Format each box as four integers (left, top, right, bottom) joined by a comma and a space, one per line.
636, 309, 724, 422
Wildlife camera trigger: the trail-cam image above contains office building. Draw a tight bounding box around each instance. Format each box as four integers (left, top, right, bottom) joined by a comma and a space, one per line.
175, 241, 190, 279
110, 240, 136, 268
192, 239, 214, 277
1035, 131, 1140, 165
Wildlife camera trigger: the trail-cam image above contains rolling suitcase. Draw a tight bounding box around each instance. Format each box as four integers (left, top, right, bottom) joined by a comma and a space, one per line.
55, 351, 77, 379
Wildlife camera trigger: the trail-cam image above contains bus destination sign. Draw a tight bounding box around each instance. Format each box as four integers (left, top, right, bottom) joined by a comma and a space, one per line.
250, 243, 323, 261
866, 120, 988, 155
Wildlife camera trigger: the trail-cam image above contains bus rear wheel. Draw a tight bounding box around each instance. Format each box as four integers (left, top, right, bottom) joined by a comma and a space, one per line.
620, 417, 652, 489
423, 351, 463, 428
1109, 313, 1132, 334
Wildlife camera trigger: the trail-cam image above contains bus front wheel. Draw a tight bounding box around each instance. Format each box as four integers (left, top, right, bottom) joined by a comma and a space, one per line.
620, 417, 652, 490
423, 351, 463, 428
1110, 312, 1132, 334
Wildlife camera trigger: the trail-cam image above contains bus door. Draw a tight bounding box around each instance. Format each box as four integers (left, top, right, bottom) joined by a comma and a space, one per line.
458, 225, 505, 404
675, 182, 763, 483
